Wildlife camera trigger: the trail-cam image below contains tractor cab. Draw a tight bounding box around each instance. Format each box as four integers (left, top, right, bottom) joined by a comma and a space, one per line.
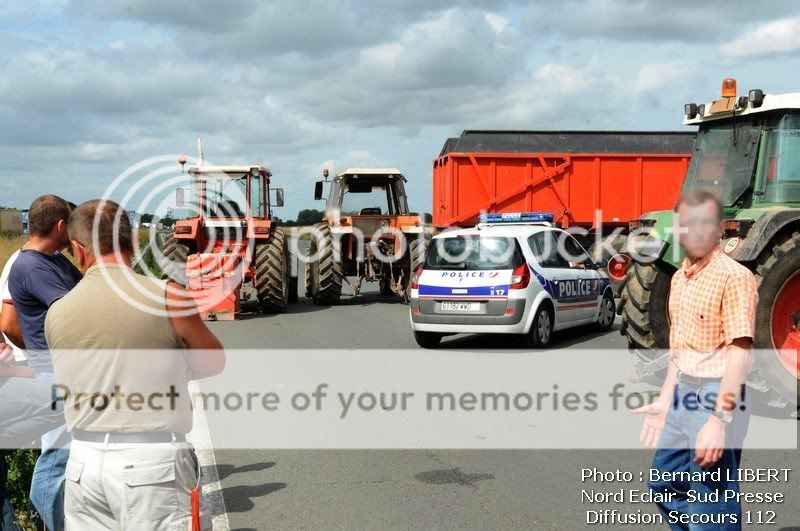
681, 78, 800, 211
187, 165, 284, 220
315, 168, 411, 236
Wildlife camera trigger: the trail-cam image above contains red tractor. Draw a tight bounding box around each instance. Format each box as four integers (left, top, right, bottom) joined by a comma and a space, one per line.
161, 154, 296, 320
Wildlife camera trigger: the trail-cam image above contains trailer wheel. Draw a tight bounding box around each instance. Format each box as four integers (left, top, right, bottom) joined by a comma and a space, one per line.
310, 223, 342, 305
160, 236, 191, 286
255, 229, 289, 313
619, 261, 673, 351
752, 230, 800, 407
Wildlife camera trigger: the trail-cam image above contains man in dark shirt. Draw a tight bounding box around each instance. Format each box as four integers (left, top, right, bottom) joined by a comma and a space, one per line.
6, 195, 80, 531
8, 245, 81, 373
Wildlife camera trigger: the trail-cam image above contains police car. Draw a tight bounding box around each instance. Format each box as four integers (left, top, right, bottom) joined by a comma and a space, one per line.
409, 212, 615, 348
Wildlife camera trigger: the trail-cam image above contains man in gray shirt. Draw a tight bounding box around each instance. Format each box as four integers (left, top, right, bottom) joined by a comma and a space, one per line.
46, 200, 224, 529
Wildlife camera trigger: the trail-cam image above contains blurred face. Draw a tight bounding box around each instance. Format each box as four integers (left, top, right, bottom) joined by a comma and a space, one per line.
676, 199, 723, 260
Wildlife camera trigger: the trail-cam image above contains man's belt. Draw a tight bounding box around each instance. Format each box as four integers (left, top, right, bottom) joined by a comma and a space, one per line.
72, 429, 186, 444
678, 373, 722, 386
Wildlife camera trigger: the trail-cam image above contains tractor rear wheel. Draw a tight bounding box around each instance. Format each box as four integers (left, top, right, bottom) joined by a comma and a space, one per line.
752, 230, 800, 407
255, 229, 289, 313
304, 249, 313, 299
619, 261, 673, 350
311, 223, 343, 305
404, 234, 430, 301
160, 235, 191, 285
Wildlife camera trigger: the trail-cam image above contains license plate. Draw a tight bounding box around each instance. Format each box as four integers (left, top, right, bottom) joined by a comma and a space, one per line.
440, 301, 479, 312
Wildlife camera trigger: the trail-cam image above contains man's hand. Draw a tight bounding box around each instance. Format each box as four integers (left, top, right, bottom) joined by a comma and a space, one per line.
0, 342, 14, 366
631, 399, 669, 448
694, 416, 726, 468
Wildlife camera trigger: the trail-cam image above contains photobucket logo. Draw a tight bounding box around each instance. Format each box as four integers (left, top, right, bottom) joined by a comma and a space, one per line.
93, 154, 253, 318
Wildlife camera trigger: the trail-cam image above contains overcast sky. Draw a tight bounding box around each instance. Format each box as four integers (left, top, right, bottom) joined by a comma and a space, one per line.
2, 0, 800, 219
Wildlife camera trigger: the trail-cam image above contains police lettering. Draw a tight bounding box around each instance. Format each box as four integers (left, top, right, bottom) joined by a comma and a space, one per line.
557, 279, 598, 298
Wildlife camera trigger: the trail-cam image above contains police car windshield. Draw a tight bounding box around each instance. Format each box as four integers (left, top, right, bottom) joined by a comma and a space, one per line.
425, 236, 522, 270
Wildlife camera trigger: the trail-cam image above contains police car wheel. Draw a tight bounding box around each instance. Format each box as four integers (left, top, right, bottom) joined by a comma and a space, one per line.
414, 331, 442, 349
523, 304, 553, 348
595, 291, 616, 331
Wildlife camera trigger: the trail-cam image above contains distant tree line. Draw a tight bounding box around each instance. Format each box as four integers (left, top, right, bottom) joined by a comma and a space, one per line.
272, 208, 325, 226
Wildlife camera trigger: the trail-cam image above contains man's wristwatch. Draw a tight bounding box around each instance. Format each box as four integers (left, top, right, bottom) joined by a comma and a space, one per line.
711, 409, 734, 424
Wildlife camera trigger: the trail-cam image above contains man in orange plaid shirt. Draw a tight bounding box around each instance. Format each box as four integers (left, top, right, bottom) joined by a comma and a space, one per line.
633, 189, 758, 530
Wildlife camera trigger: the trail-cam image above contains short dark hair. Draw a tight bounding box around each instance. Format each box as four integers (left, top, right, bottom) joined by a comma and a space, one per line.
68, 200, 133, 256
674, 189, 723, 220
28, 195, 72, 237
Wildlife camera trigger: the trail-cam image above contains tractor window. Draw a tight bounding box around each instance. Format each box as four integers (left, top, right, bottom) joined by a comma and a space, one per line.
205, 178, 247, 218
761, 114, 800, 203
342, 181, 397, 215
683, 119, 762, 207
250, 175, 265, 217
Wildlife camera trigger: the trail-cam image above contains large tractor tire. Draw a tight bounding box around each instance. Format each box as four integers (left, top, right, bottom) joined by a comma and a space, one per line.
404, 234, 430, 301
310, 223, 343, 305
159, 235, 191, 285
303, 249, 313, 299
619, 261, 673, 350
751, 230, 800, 408
254, 229, 289, 313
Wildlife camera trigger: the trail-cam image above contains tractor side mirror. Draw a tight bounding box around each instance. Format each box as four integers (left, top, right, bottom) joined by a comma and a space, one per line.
175, 188, 186, 208
274, 188, 285, 208
314, 181, 324, 201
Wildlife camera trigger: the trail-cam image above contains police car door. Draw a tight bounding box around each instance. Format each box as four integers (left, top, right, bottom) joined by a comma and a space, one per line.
561, 234, 604, 322
527, 230, 580, 324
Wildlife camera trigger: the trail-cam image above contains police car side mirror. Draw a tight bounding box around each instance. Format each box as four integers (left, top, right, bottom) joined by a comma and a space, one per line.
594, 259, 609, 269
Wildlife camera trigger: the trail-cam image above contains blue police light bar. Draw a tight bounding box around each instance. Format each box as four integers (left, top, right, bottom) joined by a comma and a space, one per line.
478, 212, 554, 223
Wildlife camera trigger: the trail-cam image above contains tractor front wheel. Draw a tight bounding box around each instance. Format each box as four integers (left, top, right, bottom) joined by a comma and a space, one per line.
255, 229, 289, 313
752, 230, 800, 407
619, 261, 673, 351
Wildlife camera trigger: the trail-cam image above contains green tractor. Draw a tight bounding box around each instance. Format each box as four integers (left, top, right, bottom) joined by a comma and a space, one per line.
619, 78, 800, 409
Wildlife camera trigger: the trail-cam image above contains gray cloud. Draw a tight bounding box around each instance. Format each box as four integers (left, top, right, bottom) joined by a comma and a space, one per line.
524, 0, 800, 42
1, 0, 797, 218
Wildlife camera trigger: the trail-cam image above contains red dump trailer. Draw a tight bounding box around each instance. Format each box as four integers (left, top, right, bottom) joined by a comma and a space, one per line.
432, 130, 695, 287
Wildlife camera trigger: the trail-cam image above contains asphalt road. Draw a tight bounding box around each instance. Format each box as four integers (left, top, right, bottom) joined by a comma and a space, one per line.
206, 282, 799, 530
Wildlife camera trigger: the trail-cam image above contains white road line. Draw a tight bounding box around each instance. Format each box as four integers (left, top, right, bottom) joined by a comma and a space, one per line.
188, 381, 230, 531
